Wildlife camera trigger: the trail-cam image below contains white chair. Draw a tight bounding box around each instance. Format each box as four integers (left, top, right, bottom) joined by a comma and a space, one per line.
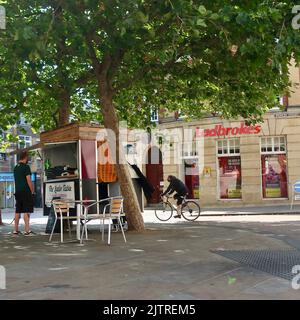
49, 200, 79, 243
80, 196, 127, 245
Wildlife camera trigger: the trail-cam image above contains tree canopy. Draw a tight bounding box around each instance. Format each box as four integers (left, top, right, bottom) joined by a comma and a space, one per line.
0, 0, 299, 131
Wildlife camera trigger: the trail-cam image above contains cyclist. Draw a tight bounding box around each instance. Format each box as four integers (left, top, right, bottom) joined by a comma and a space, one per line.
161, 175, 189, 218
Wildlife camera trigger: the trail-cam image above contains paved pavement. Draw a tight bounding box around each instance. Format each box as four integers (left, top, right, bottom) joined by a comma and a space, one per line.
1, 203, 300, 224
1, 207, 300, 299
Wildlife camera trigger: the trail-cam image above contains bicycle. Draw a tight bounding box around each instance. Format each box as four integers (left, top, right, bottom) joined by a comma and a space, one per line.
155, 194, 201, 222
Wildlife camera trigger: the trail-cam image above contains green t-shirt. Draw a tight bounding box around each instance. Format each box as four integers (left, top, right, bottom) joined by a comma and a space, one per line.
14, 162, 32, 193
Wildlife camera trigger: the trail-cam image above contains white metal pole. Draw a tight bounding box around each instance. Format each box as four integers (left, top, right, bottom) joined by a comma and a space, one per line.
76, 203, 81, 240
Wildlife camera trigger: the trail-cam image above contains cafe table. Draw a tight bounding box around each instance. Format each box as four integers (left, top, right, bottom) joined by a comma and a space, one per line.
59, 199, 98, 240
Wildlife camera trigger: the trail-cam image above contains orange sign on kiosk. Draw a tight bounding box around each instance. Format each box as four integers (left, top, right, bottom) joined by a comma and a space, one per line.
97, 140, 117, 183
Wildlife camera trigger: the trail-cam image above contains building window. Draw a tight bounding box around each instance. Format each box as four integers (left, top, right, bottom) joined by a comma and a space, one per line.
150, 109, 159, 123
0, 153, 6, 161
18, 135, 32, 149
217, 139, 242, 199
124, 143, 136, 155
217, 139, 240, 156
17, 117, 28, 126
261, 136, 286, 154
182, 142, 199, 158
261, 136, 288, 198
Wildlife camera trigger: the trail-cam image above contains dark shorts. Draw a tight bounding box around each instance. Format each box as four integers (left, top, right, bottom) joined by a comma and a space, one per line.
15, 191, 34, 214
174, 193, 187, 206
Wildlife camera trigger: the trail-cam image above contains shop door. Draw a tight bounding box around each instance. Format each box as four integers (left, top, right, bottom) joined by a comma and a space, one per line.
146, 147, 163, 204
184, 158, 200, 199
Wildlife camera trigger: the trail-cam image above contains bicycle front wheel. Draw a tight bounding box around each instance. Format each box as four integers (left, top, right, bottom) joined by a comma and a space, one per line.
181, 201, 201, 221
155, 202, 173, 221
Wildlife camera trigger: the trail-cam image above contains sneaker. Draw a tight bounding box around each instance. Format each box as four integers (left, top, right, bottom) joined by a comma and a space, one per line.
174, 215, 181, 218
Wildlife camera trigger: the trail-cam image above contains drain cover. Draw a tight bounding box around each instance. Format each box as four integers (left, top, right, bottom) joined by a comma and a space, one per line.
211, 249, 300, 281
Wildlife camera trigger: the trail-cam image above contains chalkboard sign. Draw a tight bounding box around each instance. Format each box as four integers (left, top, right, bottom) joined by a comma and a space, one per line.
45, 198, 61, 234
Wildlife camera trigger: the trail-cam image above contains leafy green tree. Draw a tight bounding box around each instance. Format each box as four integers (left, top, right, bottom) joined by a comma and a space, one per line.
1, 0, 300, 231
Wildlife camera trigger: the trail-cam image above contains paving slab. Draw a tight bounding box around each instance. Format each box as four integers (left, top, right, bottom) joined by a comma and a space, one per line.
1, 216, 300, 300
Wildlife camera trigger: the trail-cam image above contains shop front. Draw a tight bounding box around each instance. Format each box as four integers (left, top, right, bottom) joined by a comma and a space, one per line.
0, 173, 15, 208
0, 172, 40, 208
158, 111, 300, 207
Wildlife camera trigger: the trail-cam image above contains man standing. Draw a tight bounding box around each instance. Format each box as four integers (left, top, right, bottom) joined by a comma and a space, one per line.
13, 150, 34, 235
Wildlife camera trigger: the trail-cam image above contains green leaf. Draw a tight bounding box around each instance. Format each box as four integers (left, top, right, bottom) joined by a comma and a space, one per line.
236, 13, 249, 25
148, 28, 155, 38
196, 19, 207, 27
136, 11, 148, 24
198, 5, 207, 15
120, 27, 126, 36
23, 26, 34, 40
228, 277, 236, 285
14, 31, 19, 41
210, 13, 219, 20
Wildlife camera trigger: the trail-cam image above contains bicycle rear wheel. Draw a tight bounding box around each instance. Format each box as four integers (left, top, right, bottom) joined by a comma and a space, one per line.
181, 201, 201, 221
155, 202, 173, 221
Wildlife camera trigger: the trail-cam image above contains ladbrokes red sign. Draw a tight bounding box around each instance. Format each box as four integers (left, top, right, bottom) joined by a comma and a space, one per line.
196, 123, 262, 137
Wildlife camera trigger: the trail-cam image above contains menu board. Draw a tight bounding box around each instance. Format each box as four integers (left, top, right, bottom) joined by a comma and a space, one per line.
45, 181, 75, 208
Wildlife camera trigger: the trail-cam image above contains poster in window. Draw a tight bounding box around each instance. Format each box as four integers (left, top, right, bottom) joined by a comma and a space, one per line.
218, 156, 242, 199
261, 155, 287, 198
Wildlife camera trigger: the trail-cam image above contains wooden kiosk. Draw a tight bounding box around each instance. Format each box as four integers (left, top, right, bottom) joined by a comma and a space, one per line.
38, 122, 143, 215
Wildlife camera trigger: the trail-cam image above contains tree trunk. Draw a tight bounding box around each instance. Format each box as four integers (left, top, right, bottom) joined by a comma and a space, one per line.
58, 91, 71, 127
99, 81, 145, 232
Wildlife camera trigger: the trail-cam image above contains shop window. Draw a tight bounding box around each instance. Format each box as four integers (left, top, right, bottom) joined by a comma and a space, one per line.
261, 136, 287, 198
218, 139, 242, 199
